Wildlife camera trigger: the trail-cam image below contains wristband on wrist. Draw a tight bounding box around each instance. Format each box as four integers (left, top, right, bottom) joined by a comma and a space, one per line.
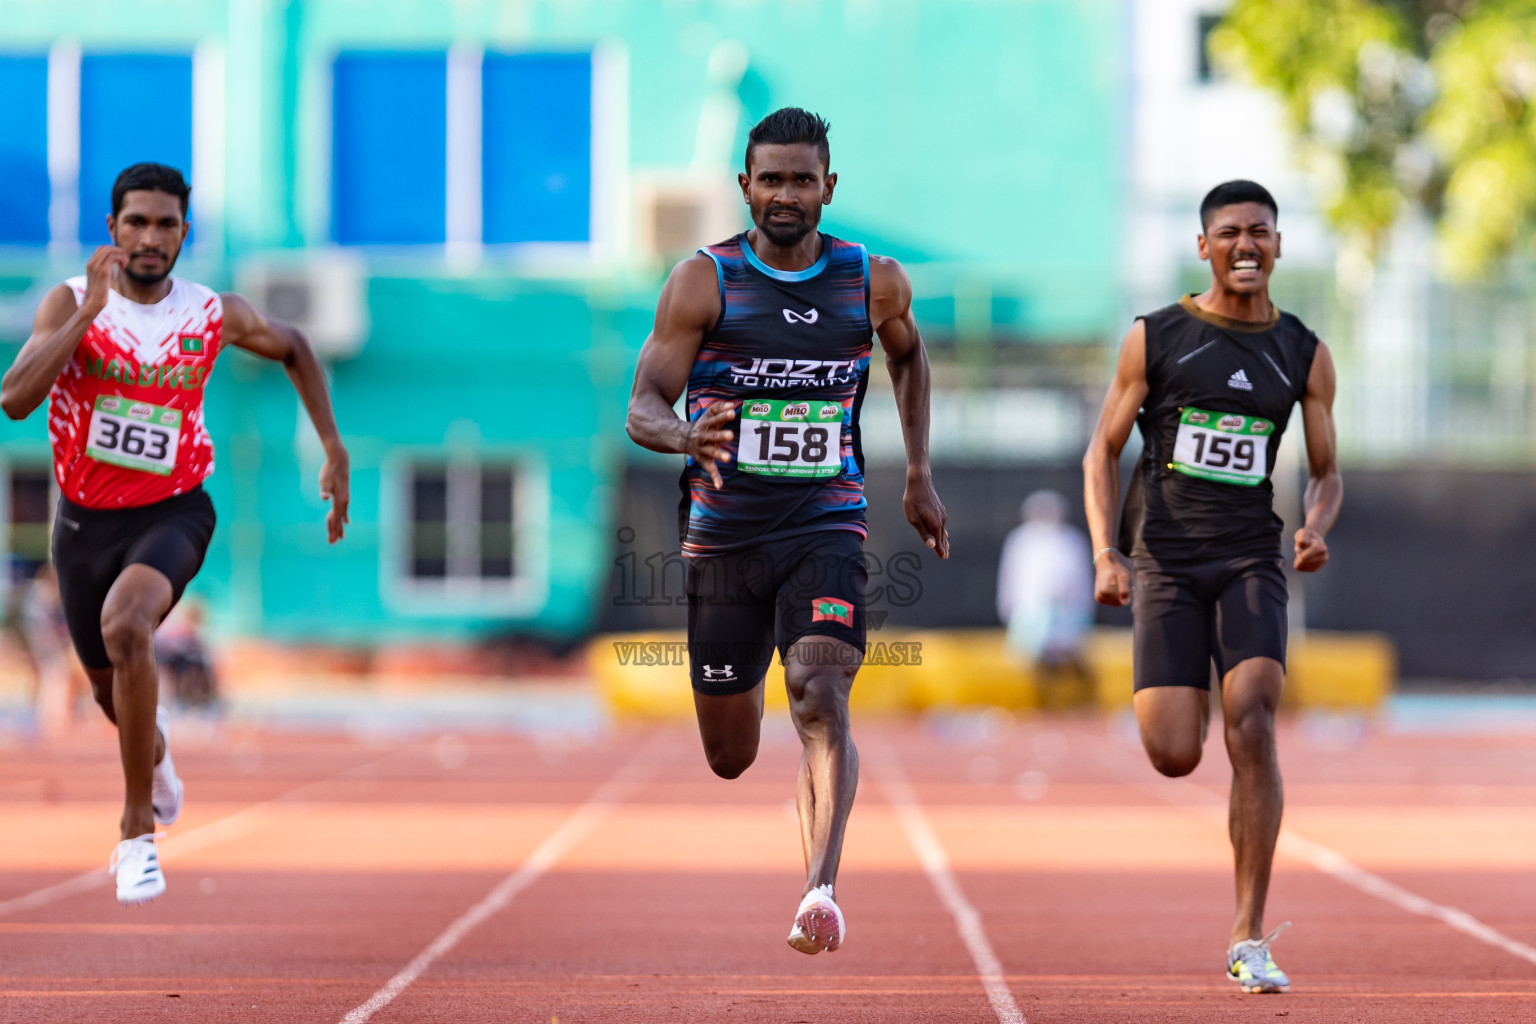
1093, 547, 1119, 565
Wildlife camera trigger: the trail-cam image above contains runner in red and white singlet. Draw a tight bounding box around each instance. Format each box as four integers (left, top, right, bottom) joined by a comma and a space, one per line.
50, 274, 222, 508
1, 163, 351, 906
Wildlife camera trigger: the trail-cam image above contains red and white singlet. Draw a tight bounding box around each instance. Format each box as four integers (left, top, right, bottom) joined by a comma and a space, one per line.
48, 276, 222, 509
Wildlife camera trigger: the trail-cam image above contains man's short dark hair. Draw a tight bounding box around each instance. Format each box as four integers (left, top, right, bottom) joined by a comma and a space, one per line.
745, 107, 831, 174
111, 162, 191, 217
1200, 180, 1277, 230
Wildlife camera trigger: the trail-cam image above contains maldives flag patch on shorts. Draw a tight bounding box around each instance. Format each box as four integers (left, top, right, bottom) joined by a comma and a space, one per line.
179, 334, 204, 354
812, 597, 854, 627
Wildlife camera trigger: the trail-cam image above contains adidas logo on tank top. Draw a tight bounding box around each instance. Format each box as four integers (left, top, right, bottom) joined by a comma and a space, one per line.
1228, 368, 1253, 391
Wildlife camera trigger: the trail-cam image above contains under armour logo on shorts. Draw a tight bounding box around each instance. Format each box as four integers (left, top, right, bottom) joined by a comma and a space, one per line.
701, 665, 736, 681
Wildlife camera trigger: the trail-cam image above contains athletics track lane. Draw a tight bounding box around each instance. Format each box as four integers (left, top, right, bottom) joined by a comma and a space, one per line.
1, 717, 1534, 1022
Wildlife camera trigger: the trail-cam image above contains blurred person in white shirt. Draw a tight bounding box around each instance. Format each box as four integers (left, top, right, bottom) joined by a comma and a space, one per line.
996, 490, 1095, 704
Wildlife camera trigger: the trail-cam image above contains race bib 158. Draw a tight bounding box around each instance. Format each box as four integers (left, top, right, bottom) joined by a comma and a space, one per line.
737, 399, 844, 479
1170, 406, 1272, 487
85, 396, 181, 476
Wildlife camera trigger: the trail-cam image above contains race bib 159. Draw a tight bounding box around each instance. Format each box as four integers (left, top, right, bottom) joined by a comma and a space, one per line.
737, 399, 844, 479
85, 396, 181, 476
1170, 406, 1272, 487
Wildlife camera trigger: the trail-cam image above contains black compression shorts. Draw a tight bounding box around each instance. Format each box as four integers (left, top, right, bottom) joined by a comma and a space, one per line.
52, 488, 217, 670
1131, 553, 1287, 691
686, 529, 867, 696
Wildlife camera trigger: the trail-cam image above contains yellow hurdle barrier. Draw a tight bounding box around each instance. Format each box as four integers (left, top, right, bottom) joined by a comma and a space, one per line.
590, 627, 1396, 717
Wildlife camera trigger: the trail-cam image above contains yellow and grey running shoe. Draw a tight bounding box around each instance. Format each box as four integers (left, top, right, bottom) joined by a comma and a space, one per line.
1227, 922, 1291, 993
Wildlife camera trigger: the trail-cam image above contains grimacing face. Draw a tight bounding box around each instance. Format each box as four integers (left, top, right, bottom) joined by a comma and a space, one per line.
1198, 202, 1281, 295
108, 190, 188, 286
739, 142, 836, 247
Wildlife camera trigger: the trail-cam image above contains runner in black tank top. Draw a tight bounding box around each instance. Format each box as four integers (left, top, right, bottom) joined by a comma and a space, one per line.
1083, 182, 1343, 995
1119, 295, 1319, 562
626, 109, 948, 956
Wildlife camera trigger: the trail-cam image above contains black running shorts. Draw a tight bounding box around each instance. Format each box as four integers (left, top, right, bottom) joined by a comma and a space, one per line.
52, 488, 217, 670
1131, 553, 1288, 691
686, 529, 867, 696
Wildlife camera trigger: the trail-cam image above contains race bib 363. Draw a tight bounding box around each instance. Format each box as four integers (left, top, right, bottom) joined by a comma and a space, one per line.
85, 396, 182, 476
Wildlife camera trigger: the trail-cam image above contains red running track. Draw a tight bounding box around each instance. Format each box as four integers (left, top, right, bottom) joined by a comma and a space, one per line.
2, 714, 1535, 1022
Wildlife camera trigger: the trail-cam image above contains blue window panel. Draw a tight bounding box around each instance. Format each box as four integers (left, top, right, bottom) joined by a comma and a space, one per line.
0, 55, 50, 245
482, 52, 591, 244
79, 54, 193, 245
332, 52, 446, 245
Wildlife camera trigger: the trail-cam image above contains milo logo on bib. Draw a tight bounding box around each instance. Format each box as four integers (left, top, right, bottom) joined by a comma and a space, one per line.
1170, 406, 1274, 487
818, 403, 842, 420
781, 402, 810, 421
748, 401, 772, 418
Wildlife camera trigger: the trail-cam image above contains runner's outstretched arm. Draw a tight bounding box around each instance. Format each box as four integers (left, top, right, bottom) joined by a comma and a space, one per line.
870, 256, 948, 558
1294, 341, 1341, 572
625, 255, 735, 488
1, 247, 127, 419
1083, 320, 1149, 606
866, 256, 946, 561
221, 293, 350, 543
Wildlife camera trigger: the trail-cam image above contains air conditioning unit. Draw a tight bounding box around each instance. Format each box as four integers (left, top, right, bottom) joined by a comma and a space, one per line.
633, 173, 744, 266
236, 253, 368, 360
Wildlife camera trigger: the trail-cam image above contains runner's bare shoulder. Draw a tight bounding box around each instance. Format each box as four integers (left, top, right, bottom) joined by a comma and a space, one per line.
867, 254, 912, 325
32, 284, 82, 331
656, 253, 722, 335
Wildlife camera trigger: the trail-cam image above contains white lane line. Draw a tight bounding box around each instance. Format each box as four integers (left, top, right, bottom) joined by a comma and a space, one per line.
0, 868, 107, 917
338, 732, 667, 1024
1095, 742, 1536, 966
1279, 831, 1536, 965
0, 750, 397, 917
875, 740, 1027, 1024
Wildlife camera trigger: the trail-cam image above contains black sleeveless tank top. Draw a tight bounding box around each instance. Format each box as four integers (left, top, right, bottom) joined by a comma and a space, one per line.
1119, 295, 1319, 562
679, 232, 873, 555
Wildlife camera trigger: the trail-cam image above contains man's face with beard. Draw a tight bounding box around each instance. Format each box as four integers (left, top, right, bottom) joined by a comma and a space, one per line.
108, 190, 188, 287
738, 143, 835, 248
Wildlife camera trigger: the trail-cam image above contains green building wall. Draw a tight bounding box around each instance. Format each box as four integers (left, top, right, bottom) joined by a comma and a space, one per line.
0, 0, 1123, 643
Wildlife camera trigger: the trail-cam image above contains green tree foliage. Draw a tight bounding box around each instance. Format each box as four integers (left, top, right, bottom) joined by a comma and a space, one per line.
1213, 0, 1536, 279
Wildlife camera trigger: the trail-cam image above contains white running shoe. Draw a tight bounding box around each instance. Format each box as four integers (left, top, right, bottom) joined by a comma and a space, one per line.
151, 705, 183, 826
111, 834, 165, 905
787, 884, 845, 954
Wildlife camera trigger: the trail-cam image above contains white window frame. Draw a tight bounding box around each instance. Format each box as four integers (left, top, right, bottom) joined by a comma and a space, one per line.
1, 457, 57, 596
316, 43, 628, 265
381, 451, 549, 616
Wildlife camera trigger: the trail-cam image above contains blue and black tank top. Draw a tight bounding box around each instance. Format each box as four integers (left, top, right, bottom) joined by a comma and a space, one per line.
679, 232, 873, 556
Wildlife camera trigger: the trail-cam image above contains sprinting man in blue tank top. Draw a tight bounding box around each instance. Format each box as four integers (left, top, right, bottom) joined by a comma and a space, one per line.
627, 108, 948, 955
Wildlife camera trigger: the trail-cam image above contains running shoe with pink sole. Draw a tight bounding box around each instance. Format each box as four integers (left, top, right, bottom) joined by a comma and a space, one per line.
787, 884, 845, 954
